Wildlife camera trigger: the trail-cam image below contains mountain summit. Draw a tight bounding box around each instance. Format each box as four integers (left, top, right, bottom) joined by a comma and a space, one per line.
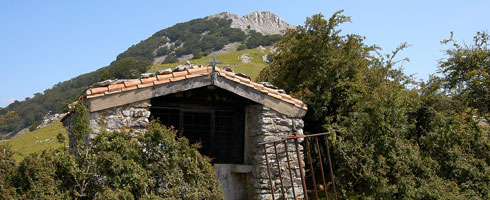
208, 11, 295, 35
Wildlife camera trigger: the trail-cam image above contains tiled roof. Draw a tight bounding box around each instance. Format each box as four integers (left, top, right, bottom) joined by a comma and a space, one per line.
85, 65, 307, 110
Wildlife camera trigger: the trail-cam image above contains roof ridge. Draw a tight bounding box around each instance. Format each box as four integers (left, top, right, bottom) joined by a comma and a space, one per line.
85, 65, 307, 110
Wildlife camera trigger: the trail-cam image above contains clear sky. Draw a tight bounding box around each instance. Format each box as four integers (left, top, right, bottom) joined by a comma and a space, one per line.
0, 0, 488, 108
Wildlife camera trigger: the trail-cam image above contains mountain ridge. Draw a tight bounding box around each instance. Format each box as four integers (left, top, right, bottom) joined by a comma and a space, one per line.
207, 11, 295, 35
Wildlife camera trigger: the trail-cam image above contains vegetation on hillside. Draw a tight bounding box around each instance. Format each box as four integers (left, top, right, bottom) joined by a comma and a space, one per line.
149, 47, 270, 79
0, 56, 147, 135
0, 103, 223, 199
259, 11, 489, 199
0, 16, 282, 136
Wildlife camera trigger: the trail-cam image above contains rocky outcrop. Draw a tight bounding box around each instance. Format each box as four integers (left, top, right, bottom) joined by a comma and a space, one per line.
239, 53, 253, 63
208, 11, 295, 35
36, 112, 68, 129
15, 128, 30, 137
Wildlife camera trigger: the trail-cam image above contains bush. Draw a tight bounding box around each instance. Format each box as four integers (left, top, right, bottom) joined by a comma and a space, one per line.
237, 43, 247, 51
163, 54, 179, 64
0, 108, 223, 199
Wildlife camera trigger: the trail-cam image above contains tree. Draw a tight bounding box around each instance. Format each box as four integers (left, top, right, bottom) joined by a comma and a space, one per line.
0, 111, 18, 132
258, 11, 490, 199
258, 11, 377, 133
100, 57, 151, 80
439, 31, 490, 114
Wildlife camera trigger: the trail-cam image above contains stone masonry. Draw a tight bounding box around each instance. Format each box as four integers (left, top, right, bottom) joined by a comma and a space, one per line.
245, 105, 305, 199
88, 100, 151, 136
63, 100, 151, 149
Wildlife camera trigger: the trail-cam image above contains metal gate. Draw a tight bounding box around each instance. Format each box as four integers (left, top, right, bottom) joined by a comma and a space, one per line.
258, 130, 338, 200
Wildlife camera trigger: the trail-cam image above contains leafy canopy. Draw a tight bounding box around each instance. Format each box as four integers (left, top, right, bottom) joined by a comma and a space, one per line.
439, 31, 490, 114
259, 11, 490, 199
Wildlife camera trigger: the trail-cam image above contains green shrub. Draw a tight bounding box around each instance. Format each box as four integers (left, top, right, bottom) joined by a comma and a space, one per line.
0, 103, 223, 199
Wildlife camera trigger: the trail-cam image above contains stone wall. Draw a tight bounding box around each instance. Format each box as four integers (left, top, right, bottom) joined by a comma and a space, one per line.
63, 100, 151, 149
88, 100, 151, 136
245, 105, 305, 200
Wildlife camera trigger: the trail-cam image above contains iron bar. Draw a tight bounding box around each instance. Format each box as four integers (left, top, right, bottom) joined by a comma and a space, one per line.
258, 132, 334, 145
263, 144, 276, 200
260, 131, 338, 200
315, 137, 329, 200
306, 138, 319, 199
273, 142, 286, 199
324, 136, 338, 200
283, 140, 297, 199
294, 138, 308, 200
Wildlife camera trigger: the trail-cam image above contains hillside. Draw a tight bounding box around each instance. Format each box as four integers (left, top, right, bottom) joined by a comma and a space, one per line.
0, 11, 290, 137
0, 121, 68, 161
149, 47, 271, 79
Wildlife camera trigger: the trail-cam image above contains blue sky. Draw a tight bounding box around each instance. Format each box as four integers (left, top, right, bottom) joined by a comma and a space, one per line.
0, 0, 489, 108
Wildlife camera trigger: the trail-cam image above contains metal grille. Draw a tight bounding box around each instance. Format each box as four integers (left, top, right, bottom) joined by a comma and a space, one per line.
183, 111, 212, 156
151, 107, 244, 164
259, 132, 338, 200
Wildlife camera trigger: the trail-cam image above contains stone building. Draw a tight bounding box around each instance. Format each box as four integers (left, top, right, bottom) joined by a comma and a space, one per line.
63, 64, 307, 199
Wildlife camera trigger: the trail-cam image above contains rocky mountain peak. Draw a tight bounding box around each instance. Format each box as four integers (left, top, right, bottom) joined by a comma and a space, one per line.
207, 11, 295, 35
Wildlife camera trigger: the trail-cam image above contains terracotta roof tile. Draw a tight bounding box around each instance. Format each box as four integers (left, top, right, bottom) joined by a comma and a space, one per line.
268, 93, 283, 100
108, 83, 125, 91
157, 74, 173, 80
122, 85, 138, 92
188, 67, 209, 75
223, 71, 235, 77
221, 74, 240, 82
87, 93, 105, 99
154, 79, 170, 85
264, 87, 280, 96
84, 66, 307, 110
185, 73, 206, 79
170, 76, 186, 82
140, 77, 157, 83
236, 75, 251, 84
91, 87, 108, 94
281, 97, 297, 105
105, 89, 122, 95
172, 71, 188, 77
124, 80, 140, 87
291, 98, 303, 105
138, 82, 154, 88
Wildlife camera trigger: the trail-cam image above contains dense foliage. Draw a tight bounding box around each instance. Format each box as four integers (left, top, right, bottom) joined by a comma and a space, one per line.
100, 57, 151, 80
258, 11, 489, 199
0, 103, 223, 199
245, 30, 283, 49
118, 18, 247, 61
439, 31, 490, 114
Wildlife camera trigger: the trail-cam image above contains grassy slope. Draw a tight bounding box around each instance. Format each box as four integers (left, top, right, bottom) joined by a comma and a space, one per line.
148, 47, 270, 80
1, 121, 68, 161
